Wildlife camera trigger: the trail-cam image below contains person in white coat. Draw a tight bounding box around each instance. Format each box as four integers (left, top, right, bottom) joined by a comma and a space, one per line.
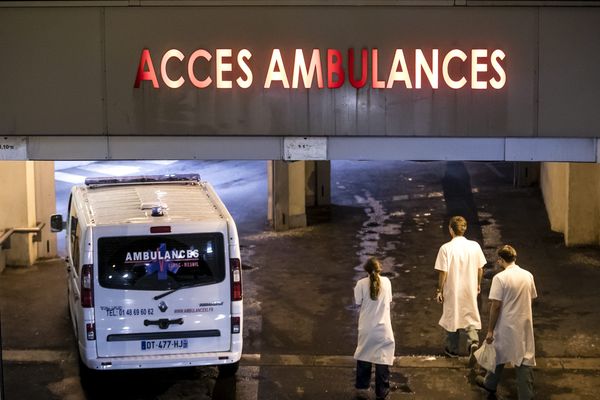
354, 257, 395, 400
434, 216, 486, 359
476, 245, 537, 399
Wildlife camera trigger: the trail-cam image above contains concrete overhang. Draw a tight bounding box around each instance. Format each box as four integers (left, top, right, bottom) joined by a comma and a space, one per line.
9, 135, 599, 162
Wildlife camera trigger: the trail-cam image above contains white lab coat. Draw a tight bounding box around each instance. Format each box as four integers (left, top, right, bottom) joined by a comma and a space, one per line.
435, 236, 486, 332
353, 276, 395, 366
489, 264, 537, 367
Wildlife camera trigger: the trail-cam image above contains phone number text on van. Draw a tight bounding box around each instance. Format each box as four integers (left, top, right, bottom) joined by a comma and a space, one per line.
100, 306, 155, 317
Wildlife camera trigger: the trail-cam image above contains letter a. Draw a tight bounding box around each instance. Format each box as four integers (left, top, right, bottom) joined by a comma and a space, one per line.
387, 49, 412, 89
265, 49, 290, 88
134, 49, 159, 88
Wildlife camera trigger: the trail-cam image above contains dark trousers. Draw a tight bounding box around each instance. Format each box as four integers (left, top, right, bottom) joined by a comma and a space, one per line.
355, 360, 390, 399
484, 363, 534, 400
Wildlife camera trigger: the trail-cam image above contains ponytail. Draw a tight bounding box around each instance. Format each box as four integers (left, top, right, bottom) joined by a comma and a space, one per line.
363, 257, 382, 300
369, 271, 381, 300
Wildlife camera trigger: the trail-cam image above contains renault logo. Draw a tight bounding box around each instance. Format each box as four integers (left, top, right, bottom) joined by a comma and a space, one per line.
158, 301, 168, 313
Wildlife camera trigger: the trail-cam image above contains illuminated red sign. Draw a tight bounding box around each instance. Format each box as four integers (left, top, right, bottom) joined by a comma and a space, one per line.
134, 48, 506, 90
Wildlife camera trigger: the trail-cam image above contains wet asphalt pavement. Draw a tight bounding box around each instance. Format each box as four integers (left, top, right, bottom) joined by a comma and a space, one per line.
2, 160, 600, 399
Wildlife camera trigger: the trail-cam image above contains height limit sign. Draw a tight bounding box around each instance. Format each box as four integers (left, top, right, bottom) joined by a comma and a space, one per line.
0, 137, 27, 160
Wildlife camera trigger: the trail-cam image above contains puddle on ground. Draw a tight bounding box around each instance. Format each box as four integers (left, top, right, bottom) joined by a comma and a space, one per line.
569, 253, 600, 268
243, 226, 316, 240
394, 292, 417, 300
362, 232, 379, 241
478, 211, 502, 261
383, 243, 397, 251
391, 372, 414, 394
353, 190, 403, 280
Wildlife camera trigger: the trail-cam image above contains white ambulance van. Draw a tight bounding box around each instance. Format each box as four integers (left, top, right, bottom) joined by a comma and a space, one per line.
50, 174, 242, 375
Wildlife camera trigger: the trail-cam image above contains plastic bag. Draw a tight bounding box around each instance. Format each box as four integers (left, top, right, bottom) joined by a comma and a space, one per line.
474, 342, 497, 372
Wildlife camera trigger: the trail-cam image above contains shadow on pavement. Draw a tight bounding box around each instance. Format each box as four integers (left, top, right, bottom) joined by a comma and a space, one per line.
80, 366, 235, 400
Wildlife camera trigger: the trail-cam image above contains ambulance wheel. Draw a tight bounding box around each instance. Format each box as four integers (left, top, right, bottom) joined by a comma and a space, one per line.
218, 361, 239, 377
78, 352, 98, 391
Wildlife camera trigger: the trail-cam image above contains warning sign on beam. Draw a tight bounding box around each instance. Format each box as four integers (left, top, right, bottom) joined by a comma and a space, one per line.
284, 137, 327, 160
0, 137, 27, 160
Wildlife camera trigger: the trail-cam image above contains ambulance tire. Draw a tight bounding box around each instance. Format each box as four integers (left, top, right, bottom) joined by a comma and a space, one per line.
78, 351, 99, 392
218, 361, 239, 377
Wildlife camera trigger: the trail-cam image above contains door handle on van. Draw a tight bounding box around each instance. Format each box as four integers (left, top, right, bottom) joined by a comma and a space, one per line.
144, 318, 184, 330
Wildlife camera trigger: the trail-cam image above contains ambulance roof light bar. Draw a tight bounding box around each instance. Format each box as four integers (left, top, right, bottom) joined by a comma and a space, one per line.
85, 174, 201, 188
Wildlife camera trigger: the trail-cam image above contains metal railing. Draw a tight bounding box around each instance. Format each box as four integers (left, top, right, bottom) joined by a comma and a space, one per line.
0, 222, 45, 250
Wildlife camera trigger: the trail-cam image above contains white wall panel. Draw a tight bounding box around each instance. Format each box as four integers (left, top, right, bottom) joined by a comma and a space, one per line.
328, 137, 505, 160
505, 138, 596, 162
107, 136, 281, 159
21, 136, 599, 161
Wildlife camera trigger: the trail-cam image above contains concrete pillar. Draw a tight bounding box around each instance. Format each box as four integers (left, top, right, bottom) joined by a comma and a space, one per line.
541, 162, 568, 234
268, 160, 307, 231
305, 161, 331, 207
34, 161, 58, 260
541, 162, 600, 246
0, 161, 57, 268
565, 163, 600, 246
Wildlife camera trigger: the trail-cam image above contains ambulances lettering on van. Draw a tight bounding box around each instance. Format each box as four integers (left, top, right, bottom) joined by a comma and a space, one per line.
50, 174, 242, 376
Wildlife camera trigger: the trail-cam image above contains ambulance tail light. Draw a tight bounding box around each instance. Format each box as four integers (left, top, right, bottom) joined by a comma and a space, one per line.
81, 264, 94, 308
231, 316, 241, 334
230, 258, 242, 301
86, 323, 96, 341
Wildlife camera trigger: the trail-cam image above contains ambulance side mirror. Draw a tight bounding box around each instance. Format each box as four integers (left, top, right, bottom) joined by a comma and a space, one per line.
50, 214, 66, 232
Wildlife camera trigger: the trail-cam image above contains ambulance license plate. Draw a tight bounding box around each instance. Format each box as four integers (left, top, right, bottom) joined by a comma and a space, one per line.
141, 339, 188, 351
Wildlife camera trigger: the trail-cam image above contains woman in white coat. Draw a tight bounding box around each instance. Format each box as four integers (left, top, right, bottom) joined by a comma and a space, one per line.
354, 257, 395, 400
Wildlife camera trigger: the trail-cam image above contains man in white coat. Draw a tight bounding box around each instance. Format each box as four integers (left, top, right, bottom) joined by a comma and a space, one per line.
435, 216, 486, 359
477, 245, 537, 399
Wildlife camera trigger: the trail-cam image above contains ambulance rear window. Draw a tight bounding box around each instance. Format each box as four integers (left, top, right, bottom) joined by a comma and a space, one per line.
98, 233, 225, 290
